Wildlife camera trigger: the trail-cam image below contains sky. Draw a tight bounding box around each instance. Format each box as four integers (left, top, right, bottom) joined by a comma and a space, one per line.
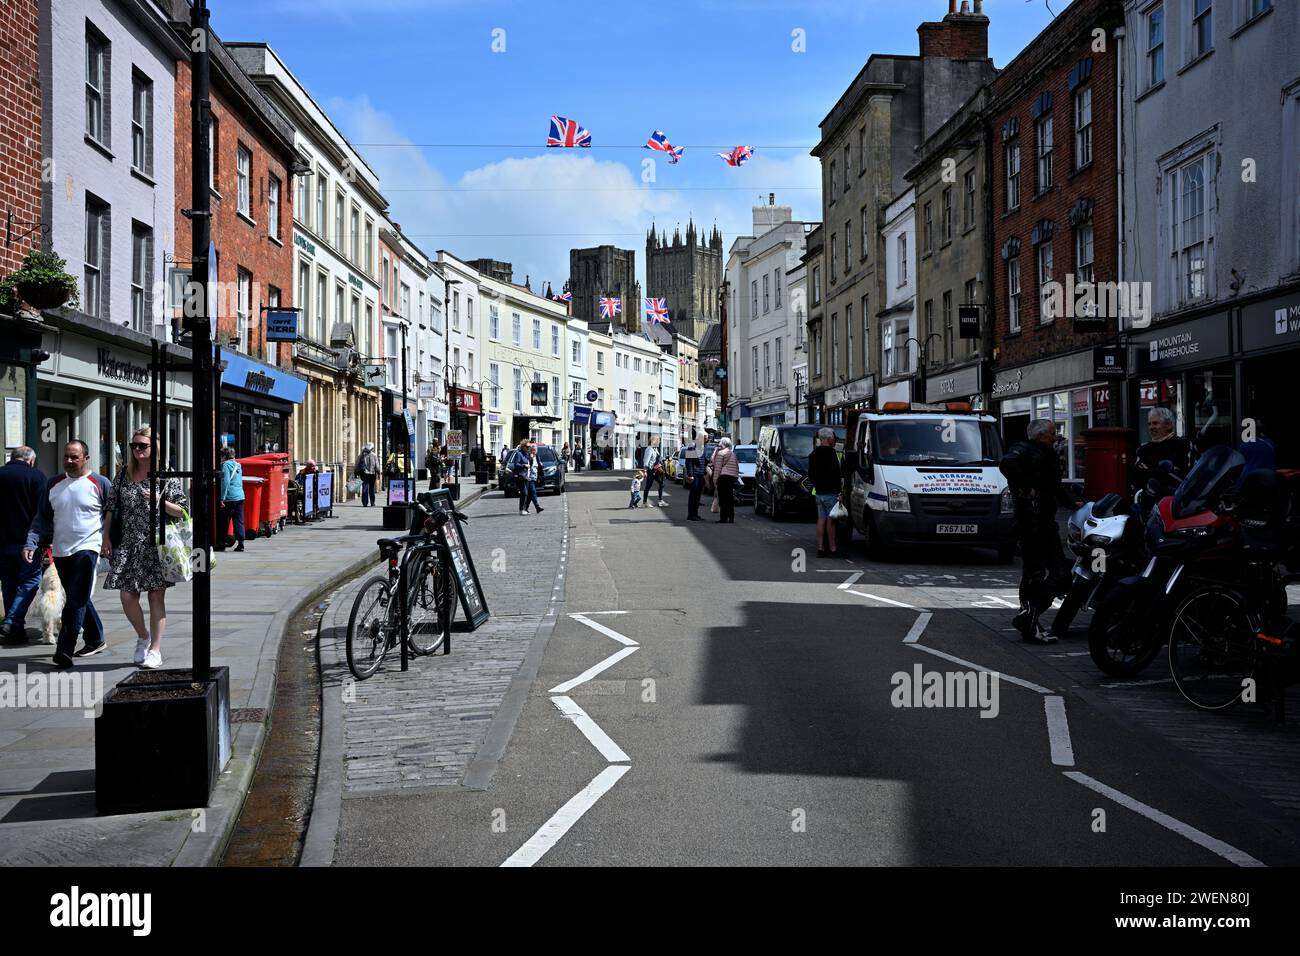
209, 0, 1063, 296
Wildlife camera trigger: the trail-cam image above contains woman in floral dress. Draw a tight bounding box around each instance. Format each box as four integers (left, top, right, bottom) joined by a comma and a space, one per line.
102, 426, 188, 669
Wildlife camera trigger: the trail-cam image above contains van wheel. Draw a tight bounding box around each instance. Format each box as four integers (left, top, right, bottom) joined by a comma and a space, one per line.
862, 509, 885, 561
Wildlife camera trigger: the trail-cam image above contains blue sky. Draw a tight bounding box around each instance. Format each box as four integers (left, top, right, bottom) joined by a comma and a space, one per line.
211, 0, 1062, 293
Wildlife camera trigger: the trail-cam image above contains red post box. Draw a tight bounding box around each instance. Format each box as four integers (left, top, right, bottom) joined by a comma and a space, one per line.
1082, 427, 1137, 502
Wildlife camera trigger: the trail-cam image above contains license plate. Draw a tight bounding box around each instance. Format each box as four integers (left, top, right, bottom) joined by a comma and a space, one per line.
937, 524, 979, 534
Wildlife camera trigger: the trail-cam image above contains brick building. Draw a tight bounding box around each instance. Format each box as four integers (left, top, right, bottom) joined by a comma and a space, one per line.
169, 9, 306, 458
987, 0, 1124, 478
0, 0, 45, 449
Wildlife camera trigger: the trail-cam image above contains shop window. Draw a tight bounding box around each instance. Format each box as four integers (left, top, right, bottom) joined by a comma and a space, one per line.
1137, 377, 1185, 444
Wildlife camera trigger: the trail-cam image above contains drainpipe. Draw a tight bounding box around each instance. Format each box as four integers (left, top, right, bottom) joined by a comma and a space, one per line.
1114, 23, 1129, 430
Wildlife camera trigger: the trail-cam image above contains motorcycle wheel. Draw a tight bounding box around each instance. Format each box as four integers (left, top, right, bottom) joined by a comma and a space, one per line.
1088, 581, 1164, 677
1051, 577, 1091, 637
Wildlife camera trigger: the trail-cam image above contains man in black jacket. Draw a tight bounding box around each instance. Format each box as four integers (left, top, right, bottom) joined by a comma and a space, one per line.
0, 446, 46, 644
1000, 420, 1073, 644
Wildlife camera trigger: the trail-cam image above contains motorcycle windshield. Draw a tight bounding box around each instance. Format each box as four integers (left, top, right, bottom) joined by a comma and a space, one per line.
1171, 446, 1245, 519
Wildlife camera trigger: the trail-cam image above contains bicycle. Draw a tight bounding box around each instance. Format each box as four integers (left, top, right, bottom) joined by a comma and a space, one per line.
345, 501, 465, 681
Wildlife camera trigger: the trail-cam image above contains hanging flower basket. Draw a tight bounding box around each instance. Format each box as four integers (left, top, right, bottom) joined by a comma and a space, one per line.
0, 249, 79, 312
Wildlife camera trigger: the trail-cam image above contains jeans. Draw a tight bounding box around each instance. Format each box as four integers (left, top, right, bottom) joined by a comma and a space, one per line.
221, 499, 245, 546
53, 550, 103, 657
687, 473, 704, 518
642, 471, 664, 505
0, 544, 43, 631
520, 479, 542, 513
717, 475, 737, 522
360, 475, 376, 507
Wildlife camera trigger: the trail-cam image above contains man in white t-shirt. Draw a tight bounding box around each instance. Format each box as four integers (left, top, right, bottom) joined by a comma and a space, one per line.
24, 440, 112, 668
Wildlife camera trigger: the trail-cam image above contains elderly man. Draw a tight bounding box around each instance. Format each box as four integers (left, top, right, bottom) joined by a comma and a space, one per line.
1134, 407, 1193, 489
1000, 419, 1073, 644
808, 427, 843, 557
0, 446, 46, 644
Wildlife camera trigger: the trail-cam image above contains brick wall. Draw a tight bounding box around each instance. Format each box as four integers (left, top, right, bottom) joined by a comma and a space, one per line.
0, 0, 41, 277
917, 13, 989, 61
990, 0, 1121, 374
173, 59, 294, 366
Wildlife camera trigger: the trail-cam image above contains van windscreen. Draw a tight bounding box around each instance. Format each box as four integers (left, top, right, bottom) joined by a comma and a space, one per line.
871, 420, 1002, 466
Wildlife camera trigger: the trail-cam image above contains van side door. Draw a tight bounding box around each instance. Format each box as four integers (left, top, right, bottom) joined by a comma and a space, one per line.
850, 420, 871, 531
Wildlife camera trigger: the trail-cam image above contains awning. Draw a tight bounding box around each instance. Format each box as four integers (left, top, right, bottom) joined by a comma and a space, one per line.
220, 350, 308, 404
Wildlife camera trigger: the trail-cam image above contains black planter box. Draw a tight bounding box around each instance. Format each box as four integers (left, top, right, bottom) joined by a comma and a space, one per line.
95, 680, 220, 815
382, 504, 410, 530
118, 666, 231, 772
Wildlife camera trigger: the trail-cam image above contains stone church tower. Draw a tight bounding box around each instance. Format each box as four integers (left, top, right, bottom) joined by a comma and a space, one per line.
646, 219, 723, 343
568, 245, 641, 332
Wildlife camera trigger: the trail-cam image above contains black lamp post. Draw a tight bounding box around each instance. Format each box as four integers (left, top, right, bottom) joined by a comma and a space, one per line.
904, 332, 944, 403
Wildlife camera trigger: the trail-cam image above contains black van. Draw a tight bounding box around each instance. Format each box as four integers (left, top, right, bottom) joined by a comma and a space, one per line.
754, 424, 845, 520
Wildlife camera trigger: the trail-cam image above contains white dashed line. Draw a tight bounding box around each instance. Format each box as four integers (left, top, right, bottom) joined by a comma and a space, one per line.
549, 646, 640, 695
902, 611, 932, 644
907, 643, 1053, 695
838, 571, 864, 590
551, 695, 630, 762
569, 613, 639, 646
500, 765, 631, 868
844, 588, 918, 610
1044, 696, 1074, 766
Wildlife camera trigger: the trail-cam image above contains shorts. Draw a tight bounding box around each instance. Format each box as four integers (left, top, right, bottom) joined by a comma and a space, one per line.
816, 494, 839, 519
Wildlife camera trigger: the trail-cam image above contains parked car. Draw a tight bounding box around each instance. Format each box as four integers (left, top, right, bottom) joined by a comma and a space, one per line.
734, 444, 758, 503
754, 425, 845, 520
499, 445, 567, 496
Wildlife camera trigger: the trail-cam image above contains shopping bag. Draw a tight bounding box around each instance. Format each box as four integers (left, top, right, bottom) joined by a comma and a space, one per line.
347, 477, 363, 495
829, 499, 849, 520
157, 509, 195, 583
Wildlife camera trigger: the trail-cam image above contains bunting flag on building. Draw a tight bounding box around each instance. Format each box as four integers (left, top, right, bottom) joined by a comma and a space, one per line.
717, 145, 754, 167
551, 291, 573, 303
644, 130, 684, 164
645, 297, 670, 324
547, 115, 592, 148
597, 296, 622, 319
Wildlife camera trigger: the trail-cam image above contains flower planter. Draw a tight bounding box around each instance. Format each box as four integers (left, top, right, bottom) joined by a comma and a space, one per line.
118, 666, 231, 772
15, 280, 71, 310
95, 679, 221, 815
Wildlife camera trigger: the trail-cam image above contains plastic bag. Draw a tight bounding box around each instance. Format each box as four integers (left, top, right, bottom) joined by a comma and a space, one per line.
157, 509, 194, 583
828, 499, 848, 520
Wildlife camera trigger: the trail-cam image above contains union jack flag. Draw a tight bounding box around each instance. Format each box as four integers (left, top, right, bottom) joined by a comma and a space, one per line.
547, 115, 591, 148
597, 296, 621, 320
551, 291, 573, 303
717, 145, 754, 167
645, 297, 670, 324
644, 130, 684, 164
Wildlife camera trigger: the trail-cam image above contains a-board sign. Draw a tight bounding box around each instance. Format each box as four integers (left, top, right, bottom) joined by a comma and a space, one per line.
316, 472, 333, 514
387, 479, 416, 505
302, 472, 317, 516
420, 488, 489, 630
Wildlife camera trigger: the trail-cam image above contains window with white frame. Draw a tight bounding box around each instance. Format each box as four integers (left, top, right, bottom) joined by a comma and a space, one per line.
1168, 149, 1214, 305
551, 324, 560, 356
1076, 224, 1095, 284
349, 205, 359, 263
1191, 0, 1213, 59
467, 297, 474, 334
84, 197, 107, 319
131, 71, 152, 175
763, 341, 771, 387
597, 351, 604, 372
1008, 257, 1022, 333
924, 300, 935, 365
1147, 3, 1165, 87
883, 320, 896, 377
861, 207, 871, 259
843, 144, 851, 195
897, 233, 908, 286
400, 283, 411, 321
297, 171, 308, 224
1006, 140, 1021, 210
964, 170, 976, 229
861, 294, 870, 372
364, 218, 374, 275
237, 146, 252, 218
297, 260, 310, 337
237, 269, 251, 353
942, 188, 953, 242
859, 127, 866, 174
942, 291, 953, 364
751, 280, 758, 315
552, 375, 560, 416
845, 223, 851, 267
385, 326, 399, 386
923, 202, 933, 253
452, 291, 460, 330
1074, 86, 1093, 168
86, 27, 108, 145
266, 286, 280, 363
619, 389, 628, 416
762, 275, 770, 313
775, 269, 783, 308
511, 312, 521, 345
130, 222, 150, 333
268, 175, 280, 239
513, 367, 523, 412
775, 336, 783, 384
468, 352, 475, 382
1037, 242, 1055, 323
1036, 115, 1054, 192
830, 317, 838, 376
334, 190, 344, 251
532, 318, 541, 350
751, 346, 759, 391
571, 339, 580, 365
634, 357, 642, 373
316, 270, 327, 342
812, 265, 821, 305
845, 303, 854, 379
489, 305, 500, 339
812, 325, 821, 377
830, 234, 838, 282
316, 170, 327, 236
335, 282, 344, 334
829, 161, 837, 204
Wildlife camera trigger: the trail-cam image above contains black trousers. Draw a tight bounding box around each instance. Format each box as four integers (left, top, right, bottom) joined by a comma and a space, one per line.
642, 470, 664, 504
717, 475, 737, 522
687, 473, 704, 517
1016, 505, 1068, 619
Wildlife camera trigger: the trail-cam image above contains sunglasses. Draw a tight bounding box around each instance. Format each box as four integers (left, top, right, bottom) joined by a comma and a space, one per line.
129, 442, 151, 451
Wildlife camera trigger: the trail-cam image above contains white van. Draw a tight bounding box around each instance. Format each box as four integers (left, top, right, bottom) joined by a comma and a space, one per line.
846, 403, 1016, 562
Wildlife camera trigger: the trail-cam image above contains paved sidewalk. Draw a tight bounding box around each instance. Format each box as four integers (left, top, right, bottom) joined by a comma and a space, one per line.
304, 483, 570, 865
0, 496, 474, 866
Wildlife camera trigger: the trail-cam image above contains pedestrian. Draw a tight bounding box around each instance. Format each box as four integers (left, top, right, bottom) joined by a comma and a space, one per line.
684, 439, 706, 521
1133, 406, 1193, 490
629, 469, 644, 508
217, 446, 245, 552
102, 426, 190, 668
634, 441, 646, 473
641, 441, 666, 507
514, 440, 544, 515
0, 446, 46, 645
562, 443, 571, 467
573, 442, 583, 473
999, 418, 1074, 644
709, 437, 740, 524
809, 426, 843, 558
426, 441, 444, 491
355, 442, 379, 507
23, 440, 113, 668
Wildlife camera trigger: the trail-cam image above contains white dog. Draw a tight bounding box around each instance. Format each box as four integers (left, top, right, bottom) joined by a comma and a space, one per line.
34, 552, 65, 645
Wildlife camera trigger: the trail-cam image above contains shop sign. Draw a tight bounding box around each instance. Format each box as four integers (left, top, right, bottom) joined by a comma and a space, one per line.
220, 350, 309, 404
451, 387, 482, 415
826, 374, 875, 408
429, 400, 450, 422
925, 364, 982, 404
348, 273, 364, 292
1092, 346, 1126, 379
571, 404, 593, 425
293, 232, 316, 257
992, 351, 1093, 399
586, 389, 598, 402
958, 305, 980, 340
1240, 288, 1300, 353
265, 309, 299, 343
244, 370, 276, 394
316, 472, 333, 514
97, 348, 149, 386
1133, 312, 1231, 372
418, 381, 436, 399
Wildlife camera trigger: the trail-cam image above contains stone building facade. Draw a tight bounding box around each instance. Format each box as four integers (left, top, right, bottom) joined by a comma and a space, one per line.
646, 219, 722, 343
568, 244, 638, 332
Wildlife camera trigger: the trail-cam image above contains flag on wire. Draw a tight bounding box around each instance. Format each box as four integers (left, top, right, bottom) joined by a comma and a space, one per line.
717, 145, 754, 167
547, 115, 592, 148
552, 291, 573, 303
644, 130, 684, 164
645, 297, 670, 324
597, 296, 622, 319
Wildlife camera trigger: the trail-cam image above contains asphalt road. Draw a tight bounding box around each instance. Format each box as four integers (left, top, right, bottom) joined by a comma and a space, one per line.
334, 471, 1300, 867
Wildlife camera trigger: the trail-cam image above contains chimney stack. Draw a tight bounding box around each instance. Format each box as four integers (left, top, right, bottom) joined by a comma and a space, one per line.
918, 0, 989, 60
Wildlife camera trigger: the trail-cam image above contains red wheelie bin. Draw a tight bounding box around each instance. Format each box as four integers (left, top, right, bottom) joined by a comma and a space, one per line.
239, 453, 290, 534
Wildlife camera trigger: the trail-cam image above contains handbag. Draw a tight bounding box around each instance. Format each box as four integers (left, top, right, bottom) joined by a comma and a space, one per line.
157, 507, 194, 584
829, 499, 849, 520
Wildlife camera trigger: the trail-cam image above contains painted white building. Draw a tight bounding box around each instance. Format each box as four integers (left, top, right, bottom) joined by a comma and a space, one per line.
383, 225, 444, 469
584, 325, 614, 464
610, 330, 663, 468
657, 353, 679, 455
878, 187, 918, 405
724, 201, 811, 443
565, 315, 589, 449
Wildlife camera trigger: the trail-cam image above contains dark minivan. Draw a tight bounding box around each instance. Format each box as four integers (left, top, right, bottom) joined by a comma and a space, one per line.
754, 424, 845, 520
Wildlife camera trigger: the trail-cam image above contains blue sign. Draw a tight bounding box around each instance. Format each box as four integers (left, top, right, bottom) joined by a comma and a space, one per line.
265, 309, 299, 342
571, 404, 593, 425
585, 389, 598, 402
592, 411, 614, 428
316, 472, 333, 513
219, 350, 308, 404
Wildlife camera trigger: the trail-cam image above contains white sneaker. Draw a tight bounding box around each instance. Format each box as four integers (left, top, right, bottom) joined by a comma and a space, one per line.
142, 649, 163, 669
133, 638, 149, 665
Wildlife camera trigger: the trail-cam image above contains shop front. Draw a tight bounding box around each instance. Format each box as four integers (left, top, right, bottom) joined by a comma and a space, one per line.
824, 374, 875, 427
0, 311, 45, 458
35, 313, 193, 479
1239, 283, 1300, 467
219, 350, 307, 459
924, 363, 984, 407
449, 386, 483, 475
1126, 309, 1234, 452
992, 349, 1117, 482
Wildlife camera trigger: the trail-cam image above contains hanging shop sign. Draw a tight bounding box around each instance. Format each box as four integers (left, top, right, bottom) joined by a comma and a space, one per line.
451, 387, 482, 415
1240, 287, 1300, 353
264, 309, 300, 343
1092, 346, 1126, 380
571, 404, 593, 425
958, 305, 980, 340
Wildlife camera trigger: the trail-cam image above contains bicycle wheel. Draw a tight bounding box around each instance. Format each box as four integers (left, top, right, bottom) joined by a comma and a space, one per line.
347, 577, 393, 681
1168, 586, 1260, 711
407, 554, 447, 656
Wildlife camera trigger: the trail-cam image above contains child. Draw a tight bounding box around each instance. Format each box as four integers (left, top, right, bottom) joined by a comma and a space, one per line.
629, 470, 644, 508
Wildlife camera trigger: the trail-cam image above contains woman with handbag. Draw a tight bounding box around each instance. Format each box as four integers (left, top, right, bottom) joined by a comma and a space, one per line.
102, 426, 189, 668
709, 438, 741, 524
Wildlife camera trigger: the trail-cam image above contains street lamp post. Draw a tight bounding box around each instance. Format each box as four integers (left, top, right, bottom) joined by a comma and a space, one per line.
904, 333, 944, 403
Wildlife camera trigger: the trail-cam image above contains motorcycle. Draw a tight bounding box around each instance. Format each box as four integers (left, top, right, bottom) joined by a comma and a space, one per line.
1053, 490, 1151, 638
1087, 447, 1246, 677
